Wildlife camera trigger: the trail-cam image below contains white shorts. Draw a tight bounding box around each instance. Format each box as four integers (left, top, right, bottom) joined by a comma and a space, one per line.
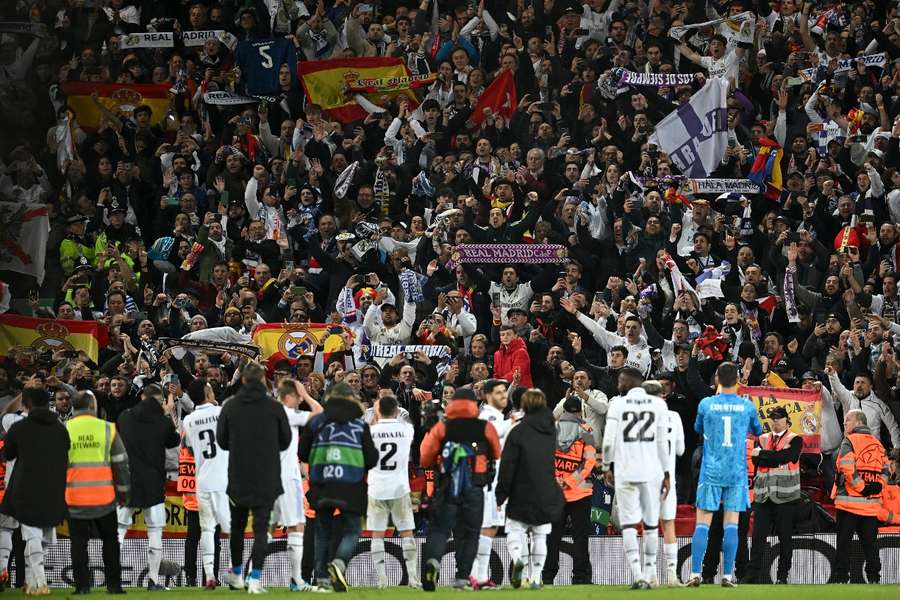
481, 487, 506, 528
118, 503, 166, 529
366, 495, 415, 532
614, 480, 662, 527
198, 491, 232, 534
0, 512, 18, 530
272, 480, 306, 528
20, 525, 55, 546
505, 518, 551, 535
659, 481, 678, 522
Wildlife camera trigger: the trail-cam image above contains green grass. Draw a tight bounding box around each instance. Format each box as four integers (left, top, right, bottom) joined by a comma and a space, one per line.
8, 585, 900, 599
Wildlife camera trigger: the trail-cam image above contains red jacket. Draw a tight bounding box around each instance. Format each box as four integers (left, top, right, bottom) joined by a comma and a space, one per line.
493, 336, 533, 388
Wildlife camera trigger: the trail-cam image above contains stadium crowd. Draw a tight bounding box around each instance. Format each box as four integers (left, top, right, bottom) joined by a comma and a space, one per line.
0, 0, 899, 592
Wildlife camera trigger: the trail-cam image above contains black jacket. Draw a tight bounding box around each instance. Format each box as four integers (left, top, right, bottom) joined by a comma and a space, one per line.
298, 397, 377, 515
217, 381, 291, 506
117, 398, 180, 508
2, 407, 70, 527
495, 407, 565, 526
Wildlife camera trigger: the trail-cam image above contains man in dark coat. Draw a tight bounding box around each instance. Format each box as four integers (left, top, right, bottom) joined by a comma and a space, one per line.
2, 388, 70, 595
217, 361, 291, 593
496, 389, 565, 590
298, 382, 377, 591
116, 384, 180, 591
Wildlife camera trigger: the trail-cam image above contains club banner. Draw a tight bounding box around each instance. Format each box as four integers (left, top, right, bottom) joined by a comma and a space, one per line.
679, 178, 763, 195
0, 314, 108, 364
0, 203, 49, 283
617, 70, 696, 87
119, 31, 175, 49
299, 57, 426, 123
62, 82, 171, 129
202, 91, 258, 105
669, 10, 756, 43
738, 385, 823, 453
180, 29, 238, 51
0, 21, 49, 37
799, 52, 887, 81
447, 244, 567, 269
365, 344, 451, 360
157, 337, 261, 361
251, 323, 354, 361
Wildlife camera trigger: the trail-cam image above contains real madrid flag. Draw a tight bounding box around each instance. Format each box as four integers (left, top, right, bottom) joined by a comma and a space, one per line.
251, 323, 355, 367
0, 314, 109, 364
62, 82, 172, 130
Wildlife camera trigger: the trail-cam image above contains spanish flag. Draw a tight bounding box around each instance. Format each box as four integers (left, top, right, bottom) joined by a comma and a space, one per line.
62, 82, 171, 130
298, 57, 433, 123
251, 323, 354, 362
0, 314, 109, 363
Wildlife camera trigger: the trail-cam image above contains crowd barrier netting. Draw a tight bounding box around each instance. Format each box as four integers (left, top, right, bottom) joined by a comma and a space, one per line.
22, 534, 900, 587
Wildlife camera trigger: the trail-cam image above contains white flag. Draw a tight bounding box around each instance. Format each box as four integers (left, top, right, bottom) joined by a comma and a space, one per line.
653, 77, 729, 178
0, 203, 50, 284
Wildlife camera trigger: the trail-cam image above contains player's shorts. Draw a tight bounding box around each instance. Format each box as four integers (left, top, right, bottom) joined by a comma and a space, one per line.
366, 495, 415, 532
660, 479, 678, 521
197, 491, 232, 533
615, 479, 662, 526
0, 512, 18, 530
118, 503, 165, 529
695, 482, 750, 513
272, 479, 306, 528
481, 487, 506, 528
505, 518, 551, 535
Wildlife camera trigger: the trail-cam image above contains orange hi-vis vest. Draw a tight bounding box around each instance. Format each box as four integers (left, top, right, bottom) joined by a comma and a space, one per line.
753, 430, 801, 504
65, 415, 116, 508
878, 482, 900, 532
177, 443, 198, 512
746, 437, 756, 503
554, 425, 596, 503
833, 431, 887, 517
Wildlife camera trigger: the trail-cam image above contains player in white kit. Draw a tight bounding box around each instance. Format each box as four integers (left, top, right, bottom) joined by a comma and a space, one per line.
470, 379, 513, 589
271, 379, 323, 592
368, 395, 420, 589
602, 370, 671, 590
657, 376, 685, 586
181, 381, 232, 589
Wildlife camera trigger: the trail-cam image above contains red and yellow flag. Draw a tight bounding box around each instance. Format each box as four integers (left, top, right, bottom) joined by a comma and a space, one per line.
298, 57, 434, 123
62, 82, 171, 130
0, 314, 109, 363
251, 323, 354, 361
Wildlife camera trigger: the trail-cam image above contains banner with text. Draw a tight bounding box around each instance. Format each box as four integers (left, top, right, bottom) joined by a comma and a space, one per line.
738, 385, 822, 453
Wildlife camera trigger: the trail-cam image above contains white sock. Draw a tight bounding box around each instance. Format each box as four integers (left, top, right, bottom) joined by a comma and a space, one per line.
23, 532, 45, 587
475, 535, 492, 582
401, 537, 418, 582
201, 529, 216, 582
664, 542, 678, 570
371, 538, 386, 583
0, 529, 12, 570
506, 529, 524, 565
147, 528, 162, 584
642, 528, 659, 581
530, 532, 546, 584
287, 532, 304, 586
622, 528, 642, 581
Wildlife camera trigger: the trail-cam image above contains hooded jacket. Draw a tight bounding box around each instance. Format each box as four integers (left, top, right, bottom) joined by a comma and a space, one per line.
493, 336, 533, 387
420, 399, 501, 477
117, 397, 179, 508
298, 396, 378, 515
2, 407, 70, 527
217, 381, 292, 507
496, 407, 565, 525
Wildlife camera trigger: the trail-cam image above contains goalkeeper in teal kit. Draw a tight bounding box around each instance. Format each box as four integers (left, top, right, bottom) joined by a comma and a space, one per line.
686, 363, 762, 588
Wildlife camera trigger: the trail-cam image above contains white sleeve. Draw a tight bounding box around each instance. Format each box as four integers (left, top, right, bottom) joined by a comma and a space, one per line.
804, 90, 823, 123
673, 412, 685, 457
244, 176, 260, 217
656, 402, 669, 471
454, 309, 477, 337
459, 16, 480, 36
363, 301, 383, 338
774, 110, 787, 147
482, 10, 500, 38
828, 372, 853, 413
292, 410, 311, 427
601, 402, 619, 465
576, 311, 622, 351
386, 117, 402, 140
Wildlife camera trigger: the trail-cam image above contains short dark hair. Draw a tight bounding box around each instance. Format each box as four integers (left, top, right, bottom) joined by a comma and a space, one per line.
854, 371, 873, 384
610, 345, 629, 358
482, 379, 507, 396
23, 388, 48, 408
378, 395, 398, 418
716, 362, 739, 388
242, 361, 266, 384
618, 367, 644, 393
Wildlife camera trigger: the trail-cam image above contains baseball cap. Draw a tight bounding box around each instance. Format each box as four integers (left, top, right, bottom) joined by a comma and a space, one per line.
766, 406, 790, 420
454, 388, 477, 402
73, 256, 92, 272
67, 215, 89, 225
800, 371, 817, 381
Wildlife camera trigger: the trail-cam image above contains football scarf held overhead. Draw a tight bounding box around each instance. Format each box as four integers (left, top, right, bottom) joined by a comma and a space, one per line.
202, 91, 258, 105
798, 52, 887, 82
157, 337, 261, 362
0, 22, 48, 37
180, 29, 238, 51
251, 323, 354, 361
748, 138, 784, 200
119, 31, 174, 49
668, 11, 756, 43
446, 244, 567, 269
62, 82, 171, 129
617, 69, 696, 88
0, 314, 108, 363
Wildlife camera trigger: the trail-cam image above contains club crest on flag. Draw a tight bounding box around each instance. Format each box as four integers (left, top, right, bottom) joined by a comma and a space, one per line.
109, 86, 143, 113
277, 326, 320, 359
10, 322, 74, 357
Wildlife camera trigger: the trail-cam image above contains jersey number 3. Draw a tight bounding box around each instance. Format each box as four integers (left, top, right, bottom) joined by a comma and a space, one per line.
622, 411, 655, 442
198, 429, 217, 459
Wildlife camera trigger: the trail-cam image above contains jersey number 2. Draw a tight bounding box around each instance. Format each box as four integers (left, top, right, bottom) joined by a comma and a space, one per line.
258, 44, 273, 68
198, 429, 217, 459
379, 442, 398, 470
622, 411, 655, 442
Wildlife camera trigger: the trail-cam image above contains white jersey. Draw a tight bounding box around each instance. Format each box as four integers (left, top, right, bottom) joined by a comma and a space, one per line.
368, 418, 414, 500
182, 404, 229, 492
479, 404, 511, 486
602, 388, 669, 483
281, 406, 311, 483
665, 409, 686, 475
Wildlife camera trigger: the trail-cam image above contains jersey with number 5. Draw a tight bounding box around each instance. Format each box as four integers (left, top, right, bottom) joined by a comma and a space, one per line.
695, 392, 762, 487
234, 38, 297, 96
182, 403, 229, 492
603, 389, 669, 483
368, 419, 414, 500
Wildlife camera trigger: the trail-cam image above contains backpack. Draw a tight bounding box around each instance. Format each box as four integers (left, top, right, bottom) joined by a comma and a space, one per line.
439, 440, 478, 498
